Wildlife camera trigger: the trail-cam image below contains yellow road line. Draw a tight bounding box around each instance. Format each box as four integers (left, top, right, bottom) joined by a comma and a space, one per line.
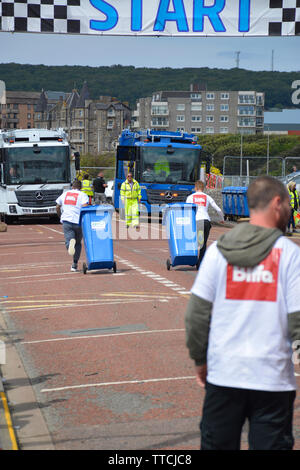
0, 391, 18, 450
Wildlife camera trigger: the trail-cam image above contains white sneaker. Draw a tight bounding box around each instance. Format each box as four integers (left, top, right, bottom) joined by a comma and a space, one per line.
68, 238, 76, 256
71, 264, 78, 272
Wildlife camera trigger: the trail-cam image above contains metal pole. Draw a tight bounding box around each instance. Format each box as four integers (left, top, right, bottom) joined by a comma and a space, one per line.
267, 128, 270, 175
240, 133, 243, 177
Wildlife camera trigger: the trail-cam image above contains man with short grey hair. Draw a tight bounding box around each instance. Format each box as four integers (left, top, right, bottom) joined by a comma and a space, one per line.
185, 176, 300, 450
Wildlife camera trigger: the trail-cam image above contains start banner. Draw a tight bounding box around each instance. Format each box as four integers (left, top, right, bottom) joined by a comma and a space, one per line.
0, 0, 299, 37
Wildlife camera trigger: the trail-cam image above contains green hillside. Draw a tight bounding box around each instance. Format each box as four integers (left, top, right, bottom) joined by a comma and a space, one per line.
0, 63, 299, 109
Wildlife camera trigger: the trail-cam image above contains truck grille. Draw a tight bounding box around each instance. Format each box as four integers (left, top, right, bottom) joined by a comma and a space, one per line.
15, 189, 63, 208
147, 189, 191, 204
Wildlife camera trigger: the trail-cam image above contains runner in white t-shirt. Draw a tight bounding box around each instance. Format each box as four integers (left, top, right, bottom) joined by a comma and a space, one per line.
185, 176, 300, 450
186, 180, 223, 268
56, 180, 89, 272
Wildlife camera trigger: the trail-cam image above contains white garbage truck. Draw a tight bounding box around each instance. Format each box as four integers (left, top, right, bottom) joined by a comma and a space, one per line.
0, 128, 79, 223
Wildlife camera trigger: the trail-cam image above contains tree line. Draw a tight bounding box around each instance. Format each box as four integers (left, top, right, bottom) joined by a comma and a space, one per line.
1, 62, 299, 110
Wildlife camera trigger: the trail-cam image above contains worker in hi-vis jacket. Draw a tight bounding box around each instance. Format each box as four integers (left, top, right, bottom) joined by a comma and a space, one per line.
120, 172, 141, 228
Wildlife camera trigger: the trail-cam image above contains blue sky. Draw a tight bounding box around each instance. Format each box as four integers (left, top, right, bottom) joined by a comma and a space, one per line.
0, 32, 299, 71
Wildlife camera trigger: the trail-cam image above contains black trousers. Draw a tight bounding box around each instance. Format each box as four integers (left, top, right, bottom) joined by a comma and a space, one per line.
200, 382, 296, 450
196, 219, 211, 269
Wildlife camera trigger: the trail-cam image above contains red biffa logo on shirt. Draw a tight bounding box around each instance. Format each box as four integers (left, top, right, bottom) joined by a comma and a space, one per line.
226, 248, 282, 302
64, 191, 79, 206
193, 194, 207, 206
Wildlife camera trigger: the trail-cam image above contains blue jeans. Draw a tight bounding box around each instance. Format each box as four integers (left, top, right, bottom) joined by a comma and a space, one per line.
62, 221, 83, 265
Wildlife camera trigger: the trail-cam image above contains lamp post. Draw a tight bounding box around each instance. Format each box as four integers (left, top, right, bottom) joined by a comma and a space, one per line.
239, 132, 243, 178
266, 127, 270, 175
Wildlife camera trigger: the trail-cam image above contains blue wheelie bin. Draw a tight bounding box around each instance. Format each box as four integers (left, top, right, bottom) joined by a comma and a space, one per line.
238, 187, 249, 217
222, 187, 232, 218
80, 205, 116, 274
162, 203, 198, 269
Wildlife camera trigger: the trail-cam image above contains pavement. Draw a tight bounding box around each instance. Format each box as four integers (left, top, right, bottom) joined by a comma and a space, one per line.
0, 215, 299, 451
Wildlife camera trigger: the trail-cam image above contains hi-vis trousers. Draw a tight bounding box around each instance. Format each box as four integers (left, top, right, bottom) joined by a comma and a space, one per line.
124, 198, 139, 227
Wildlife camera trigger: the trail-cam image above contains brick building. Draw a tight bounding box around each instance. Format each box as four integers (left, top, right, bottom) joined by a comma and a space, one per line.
0, 90, 40, 130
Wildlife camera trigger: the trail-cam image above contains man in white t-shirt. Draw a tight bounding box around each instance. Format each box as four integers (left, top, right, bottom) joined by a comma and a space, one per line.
186, 180, 223, 269
56, 180, 89, 272
185, 176, 300, 450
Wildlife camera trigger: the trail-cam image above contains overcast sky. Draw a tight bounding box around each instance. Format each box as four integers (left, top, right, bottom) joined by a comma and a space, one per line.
1, 32, 299, 72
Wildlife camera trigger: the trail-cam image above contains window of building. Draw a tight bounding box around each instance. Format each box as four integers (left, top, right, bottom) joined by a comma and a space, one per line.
238, 105, 255, 115
151, 117, 169, 126
151, 105, 168, 115
220, 115, 229, 122
206, 93, 215, 100
27, 104, 31, 110
220, 104, 229, 111
221, 93, 229, 99
27, 113, 31, 119
220, 127, 229, 133
191, 127, 202, 133
238, 117, 256, 127
256, 95, 264, 105
27, 123, 31, 128
191, 103, 202, 111
191, 115, 202, 122
176, 104, 185, 111
177, 115, 185, 122
206, 104, 214, 111
239, 94, 255, 104
177, 127, 185, 132
107, 108, 115, 117
206, 115, 214, 122
206, 127, 214, 133
190, 93, 201, 100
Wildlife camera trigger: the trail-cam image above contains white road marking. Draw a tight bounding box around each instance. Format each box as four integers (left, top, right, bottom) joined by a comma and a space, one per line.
115, 255, 191, 296
22, 328, 184, 345
41, 375, 195, 393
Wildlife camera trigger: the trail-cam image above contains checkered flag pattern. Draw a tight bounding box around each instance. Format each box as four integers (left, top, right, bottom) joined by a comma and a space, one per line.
269, 0, 300, 35
0, 0, 82, 34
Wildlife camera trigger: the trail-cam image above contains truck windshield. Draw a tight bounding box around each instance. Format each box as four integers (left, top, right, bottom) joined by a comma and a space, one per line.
5, 146, 70, 185
139, 147, 200, 184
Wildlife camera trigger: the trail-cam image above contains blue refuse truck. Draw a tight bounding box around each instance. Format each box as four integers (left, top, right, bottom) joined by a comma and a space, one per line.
113, 129, 211, 216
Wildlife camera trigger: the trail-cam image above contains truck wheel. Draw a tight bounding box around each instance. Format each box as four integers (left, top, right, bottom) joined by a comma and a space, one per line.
83, 263, 87, 274
113, 262, 117, 273
166, 259, 171, 271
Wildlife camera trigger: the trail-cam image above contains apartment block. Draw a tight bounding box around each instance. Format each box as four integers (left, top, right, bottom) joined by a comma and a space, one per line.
131, 85, 264, 135
0, 90, 40, 130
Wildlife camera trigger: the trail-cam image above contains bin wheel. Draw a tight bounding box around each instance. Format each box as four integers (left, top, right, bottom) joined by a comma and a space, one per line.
113, 261, 117, 273
166, 259, 171, 271
83, 263, 87, 275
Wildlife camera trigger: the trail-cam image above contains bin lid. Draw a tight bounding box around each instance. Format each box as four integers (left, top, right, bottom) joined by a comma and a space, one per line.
237, 187, 248, 193
162, 203, 197, 213
222, 186, 234, 193
162, 203, 197, 225
80, 204, 115, 214
80, 204, 115, 224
